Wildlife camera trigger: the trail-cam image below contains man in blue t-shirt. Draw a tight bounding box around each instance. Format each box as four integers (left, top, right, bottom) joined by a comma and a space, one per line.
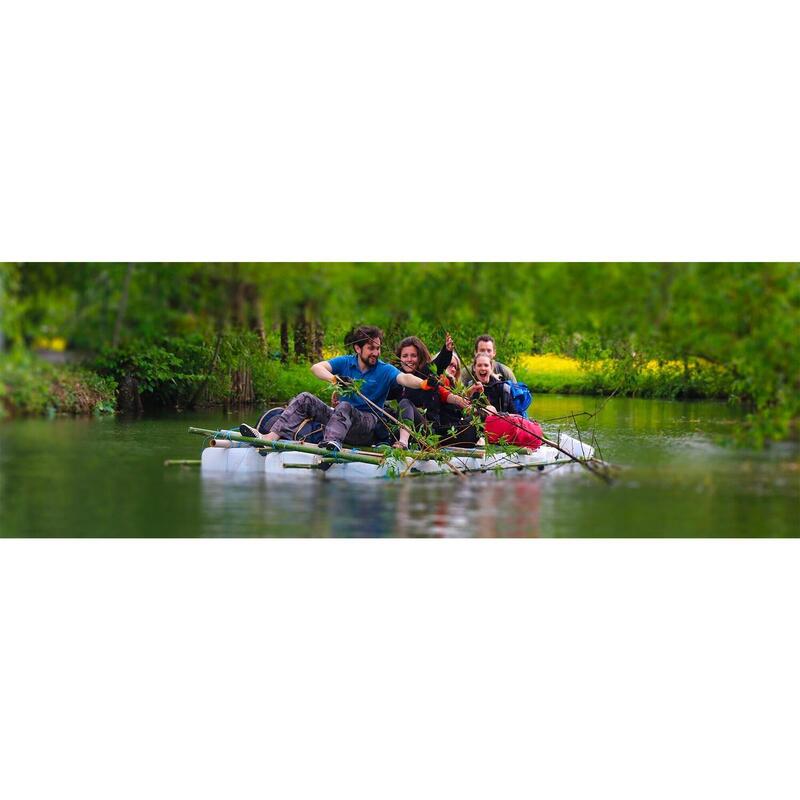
241, 325, 437, 451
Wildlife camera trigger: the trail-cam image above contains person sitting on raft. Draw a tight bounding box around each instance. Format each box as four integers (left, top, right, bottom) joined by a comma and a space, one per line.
463, 334, 517, 386
429, 350, 484, 447
240, 325, 437, 452
466, 352, 544, 449
465, 352, 515, 414
387, 333, 468, 449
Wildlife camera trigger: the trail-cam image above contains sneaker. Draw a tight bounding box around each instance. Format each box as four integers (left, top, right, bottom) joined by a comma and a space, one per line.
239, 423, 263, 440
319, 440, 342, 452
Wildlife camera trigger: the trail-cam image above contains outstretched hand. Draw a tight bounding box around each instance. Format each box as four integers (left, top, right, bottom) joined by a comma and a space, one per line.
333, 375, 356, 390
445, 332, 454, 351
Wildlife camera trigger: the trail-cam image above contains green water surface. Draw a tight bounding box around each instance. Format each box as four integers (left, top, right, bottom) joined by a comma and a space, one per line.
0, 396, 797, 537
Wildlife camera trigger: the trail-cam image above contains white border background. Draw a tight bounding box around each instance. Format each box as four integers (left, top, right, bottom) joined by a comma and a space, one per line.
2, 2, 799, 798
2, 541, 799, 800
1, 1, 798, 261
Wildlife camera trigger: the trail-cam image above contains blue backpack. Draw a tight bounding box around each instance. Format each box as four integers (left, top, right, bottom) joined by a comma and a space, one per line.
504, 381, 533, 418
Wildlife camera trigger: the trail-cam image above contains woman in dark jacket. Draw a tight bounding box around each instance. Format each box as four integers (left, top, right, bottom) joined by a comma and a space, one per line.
430, 351, 482, 447
387, 333, 455, 448
465, 353, 514, 414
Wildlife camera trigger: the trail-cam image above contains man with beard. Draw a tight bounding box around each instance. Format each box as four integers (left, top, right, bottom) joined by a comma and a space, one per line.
241, 325, 437, 451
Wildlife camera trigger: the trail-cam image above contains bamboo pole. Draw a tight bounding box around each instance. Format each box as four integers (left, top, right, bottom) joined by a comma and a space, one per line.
353, 443, 489, 459
188, 427, 385, 466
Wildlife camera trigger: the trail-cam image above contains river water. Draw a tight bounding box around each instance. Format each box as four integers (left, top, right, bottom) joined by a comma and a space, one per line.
0, 396, 797, 537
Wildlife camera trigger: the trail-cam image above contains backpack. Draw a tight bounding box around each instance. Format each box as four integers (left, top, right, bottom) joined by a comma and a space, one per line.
255, 406, 325, 444
256, 407, 285, 434
503, 381, 533, 418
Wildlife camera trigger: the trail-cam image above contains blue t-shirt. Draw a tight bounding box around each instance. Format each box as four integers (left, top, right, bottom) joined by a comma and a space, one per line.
328, 355, 401, 411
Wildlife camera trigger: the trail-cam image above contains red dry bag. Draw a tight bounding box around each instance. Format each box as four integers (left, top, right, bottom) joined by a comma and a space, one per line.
484, 414, 544, 450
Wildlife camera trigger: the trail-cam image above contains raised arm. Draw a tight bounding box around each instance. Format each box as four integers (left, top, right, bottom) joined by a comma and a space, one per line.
432, 343, 453, 376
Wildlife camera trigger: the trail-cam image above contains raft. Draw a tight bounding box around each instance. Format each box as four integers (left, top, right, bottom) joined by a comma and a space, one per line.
189, 427, 595, 480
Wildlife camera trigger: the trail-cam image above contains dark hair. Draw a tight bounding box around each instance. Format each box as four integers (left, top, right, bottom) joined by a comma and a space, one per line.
345, 325, 384, 352
395, 336, 432, 369
474, 334, 496, 353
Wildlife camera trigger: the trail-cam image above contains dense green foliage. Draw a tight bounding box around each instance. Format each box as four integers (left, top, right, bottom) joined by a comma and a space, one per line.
0, 352, 116, 418
1, 262, 797, 443
91, 334, 330, 409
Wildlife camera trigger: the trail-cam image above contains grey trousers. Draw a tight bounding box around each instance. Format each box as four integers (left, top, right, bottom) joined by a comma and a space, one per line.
270, 392, 379, 446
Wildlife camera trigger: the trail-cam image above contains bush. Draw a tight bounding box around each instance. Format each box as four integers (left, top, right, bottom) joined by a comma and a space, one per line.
0, 353, 117, 417
92, 332, 319, 409
252, 360, 331, 404
94, 340, 199, 404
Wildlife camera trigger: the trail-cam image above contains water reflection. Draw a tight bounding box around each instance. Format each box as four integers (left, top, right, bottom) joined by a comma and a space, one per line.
199, 474, 332, 537
390, 477, 543, 538
199, 470, 553, 538
1, 398, 797, 537
195, 474, 507, 537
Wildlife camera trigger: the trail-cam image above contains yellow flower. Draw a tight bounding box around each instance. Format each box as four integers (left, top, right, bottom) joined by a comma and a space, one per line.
32, 337, 67, 352
516, 354, 584, 378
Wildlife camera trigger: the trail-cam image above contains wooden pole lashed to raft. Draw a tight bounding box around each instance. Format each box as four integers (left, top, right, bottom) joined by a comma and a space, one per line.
187, 427, 385, 466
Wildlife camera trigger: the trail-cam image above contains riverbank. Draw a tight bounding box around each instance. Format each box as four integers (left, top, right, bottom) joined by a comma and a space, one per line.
5, 348, 796, 449
2, 348, 735, 420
